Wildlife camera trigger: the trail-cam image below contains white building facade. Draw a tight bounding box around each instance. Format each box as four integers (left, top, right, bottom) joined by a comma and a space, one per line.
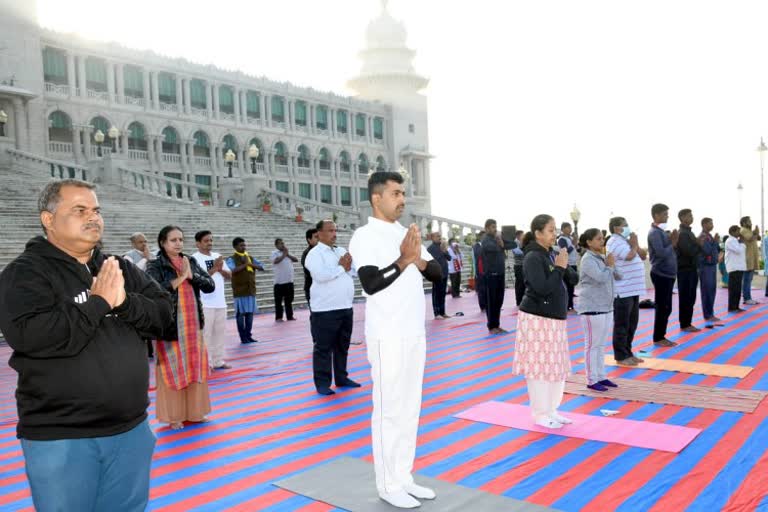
0, 0, 432, 215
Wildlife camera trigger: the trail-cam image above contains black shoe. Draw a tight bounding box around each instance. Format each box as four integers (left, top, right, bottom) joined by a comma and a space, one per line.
241, 338, 258, 344
337, 379, 361, 388
317, 387, 336, 395
287, 317, 297, 321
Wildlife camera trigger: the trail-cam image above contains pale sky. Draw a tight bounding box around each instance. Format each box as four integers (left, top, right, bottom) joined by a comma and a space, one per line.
38, 0, 768, 239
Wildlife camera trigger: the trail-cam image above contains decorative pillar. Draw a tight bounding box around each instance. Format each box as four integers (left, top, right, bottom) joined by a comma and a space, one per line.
367, 115, 373, 143
83, 127, 92, 160
329, 108, 335, 136
67, 53, 76, 94
71, 126, 81, 163
77, 56, 87, 97
115, 63, 125, 102
106, 62, 115, 103
155, 135, 163, 167
180, 140, 189, 172
205, 81, 213, 118
183, 78, 191, 114
151, 71, 160, 109
142, 68, 150, 110
233, 88, 240, 124
347, 111, 353, 141
260, 94, 267, 125
12, 99, 28, 151
212, 83, 220, 120
175, 75, 183, 112
263, 94, 272, 126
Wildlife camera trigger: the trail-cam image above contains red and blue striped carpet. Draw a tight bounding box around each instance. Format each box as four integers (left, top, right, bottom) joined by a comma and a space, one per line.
0, 288, 766, 511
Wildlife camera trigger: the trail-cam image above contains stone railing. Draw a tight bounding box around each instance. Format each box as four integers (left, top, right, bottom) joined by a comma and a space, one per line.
7, 148, 89, 181
48, 141, 73, 154
194, 156, 212, 167
44, 82, 75, 97
115, 166, 215, 204
190, 107, 208, 119
159, 102, 178, 113
261, 187, 361, 229
410, 212, 484, 242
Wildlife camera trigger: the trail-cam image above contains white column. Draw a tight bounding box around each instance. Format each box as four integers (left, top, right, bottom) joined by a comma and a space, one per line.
12, 99, 28, 151
205, 81, 213, 118
106, 62, 115, 103
264, 94, 271, 127
175, 75, 183, 112
240, 90, 248, 122
183, 78, 191, 114
233, 88, 240, 124
77, 56, 87, 97
347, 111, 353, 141
115, 63, 125, 102
142, 68, 151, 110
66, 53, 76, 94
213, 84, 220, 119
287, 99, 294, 130
83, 127, 92, 160
120, 132, 128, 154
180, 140, 189, 172
330, 108, 335, 136
367, 115, 373, 143
155, 135, 163, 166
71, 127, 81, 163
151, 71, 160, 109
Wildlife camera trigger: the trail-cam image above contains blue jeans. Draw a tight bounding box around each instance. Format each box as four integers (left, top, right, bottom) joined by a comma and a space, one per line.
235, 311, 254, 342
21, 418, 156, 512
742, 270, 754, 301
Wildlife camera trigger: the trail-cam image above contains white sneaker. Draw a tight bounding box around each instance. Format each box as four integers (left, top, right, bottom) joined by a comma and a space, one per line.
551, 412, 573, 425
534, 417, 563, 429
379, 490, 421, 509
403, 482, 436, 500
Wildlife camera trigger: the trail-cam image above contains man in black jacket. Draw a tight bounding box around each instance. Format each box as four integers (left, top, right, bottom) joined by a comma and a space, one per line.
481, 219, 514, 334
0, 179, 174, 512
427, 231, 451, 318
676, 208, 702, 332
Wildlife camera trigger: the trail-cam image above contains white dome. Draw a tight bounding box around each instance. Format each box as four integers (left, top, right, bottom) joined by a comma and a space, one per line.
365, 10, 407, 49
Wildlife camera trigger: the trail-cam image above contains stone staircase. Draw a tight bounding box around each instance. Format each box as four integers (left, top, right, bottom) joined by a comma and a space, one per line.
0, 154, 478, 317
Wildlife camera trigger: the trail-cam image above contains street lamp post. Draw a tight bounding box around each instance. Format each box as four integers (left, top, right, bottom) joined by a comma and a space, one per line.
248, 144, 259, 174
224, 149, 236, 178
759, 137, 768, 233
93, 129, 105, 157
108, 125, 119, 153
0, 109, 7, 137
570, 204, 581, 237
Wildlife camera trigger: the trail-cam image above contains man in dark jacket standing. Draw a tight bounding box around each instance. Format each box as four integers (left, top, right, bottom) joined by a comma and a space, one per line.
698, 218, 721, 323
427, 231, 451, 318
0, 180, 174, 512
676, 209, 702, 332
481, 218, 514, 334
648, 203, 679, 347
472, 230, 487, 312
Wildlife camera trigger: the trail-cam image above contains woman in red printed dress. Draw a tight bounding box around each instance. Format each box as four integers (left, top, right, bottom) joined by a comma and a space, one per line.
147, 225, 215, 430
513, 214, 579, 429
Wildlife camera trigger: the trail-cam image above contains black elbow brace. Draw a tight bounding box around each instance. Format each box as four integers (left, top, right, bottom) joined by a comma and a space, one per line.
420, 260, 443, 283
357, 264, 402, 295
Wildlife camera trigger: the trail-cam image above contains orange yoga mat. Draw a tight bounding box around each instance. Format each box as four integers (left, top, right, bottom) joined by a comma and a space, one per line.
565, 376, 767, 412
603, 355, 753, 378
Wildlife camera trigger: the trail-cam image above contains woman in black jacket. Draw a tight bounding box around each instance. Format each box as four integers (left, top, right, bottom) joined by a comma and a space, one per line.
513, 214, 579, 429
146, 225, 215, 430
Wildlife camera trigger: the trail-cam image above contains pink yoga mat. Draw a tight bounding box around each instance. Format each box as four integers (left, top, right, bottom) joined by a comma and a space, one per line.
455, 401, 701, 453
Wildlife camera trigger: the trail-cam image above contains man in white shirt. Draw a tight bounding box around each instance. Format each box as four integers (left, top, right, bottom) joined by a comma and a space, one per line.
305, 220, 360, 395
725, 225, 747, 313
271, 238, 298, 321
349, 171, 443, 509
447, 238, 464, 298
192, 230, 232, 369
606, 217, 648, 366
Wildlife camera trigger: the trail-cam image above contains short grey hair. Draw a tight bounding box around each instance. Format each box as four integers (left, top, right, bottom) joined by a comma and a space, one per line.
38, 179, 97, 234
130, 232, 147, 243
38, 179, 96, 214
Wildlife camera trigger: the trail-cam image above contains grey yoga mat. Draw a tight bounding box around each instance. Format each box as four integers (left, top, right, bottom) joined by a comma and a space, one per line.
273, 457, 562, 512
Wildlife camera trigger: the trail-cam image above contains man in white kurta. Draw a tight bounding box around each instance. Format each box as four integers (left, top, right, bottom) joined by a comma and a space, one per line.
349, 171, 443, 509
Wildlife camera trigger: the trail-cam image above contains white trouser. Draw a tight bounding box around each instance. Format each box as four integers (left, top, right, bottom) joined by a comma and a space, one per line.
366, 336, 426, 495
202, 307, 228, 367
526, 378, 565, 422
581, 313, 612, 385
